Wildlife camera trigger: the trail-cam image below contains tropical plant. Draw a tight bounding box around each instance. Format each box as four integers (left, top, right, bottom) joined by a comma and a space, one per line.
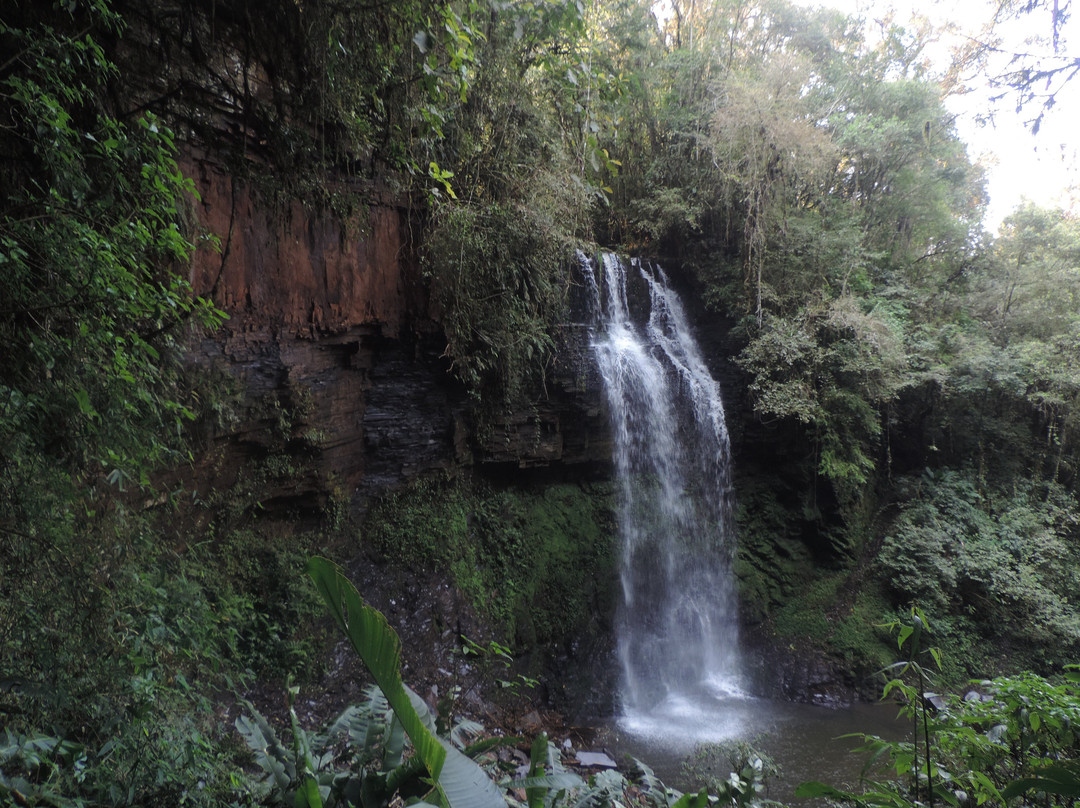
237, 682, 448, 808
306, 556, 508, 808
797, 618, 1080, 808
681, 740, 783, 808
878, 473, 1080, 668
460, 637, 539, 697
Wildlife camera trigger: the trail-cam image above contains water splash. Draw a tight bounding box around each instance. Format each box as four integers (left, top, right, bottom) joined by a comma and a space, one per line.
581, 251, 745, 744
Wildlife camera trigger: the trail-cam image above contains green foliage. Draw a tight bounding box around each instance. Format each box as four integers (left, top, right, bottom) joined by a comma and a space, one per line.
0, 3, 224, 491
411, 0, 612, 413
0, 8, 278, 804
228, 561, 790, 808
592, 0, 1080, 665
733, 478, 813, 621
307, 556, 450, 787
236, 673, 499, 808
4, 2, 1080, 804
461, 637, 539, 696
0, 16, 343, 805
737, 296, 907, 500
768, 574, 896, 675
422, 203, 575, 413
365, 475, 615, 649
798, 642, 1080, 808
879, 471, 1080, 669
681, 741, 783, 808
0, 557, 260, 806
300, 558, 692, 808
181, 525, 327, 682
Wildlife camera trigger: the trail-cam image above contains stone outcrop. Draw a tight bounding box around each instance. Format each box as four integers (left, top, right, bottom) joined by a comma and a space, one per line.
186, 161, 423, 336
182, 156, 611, 515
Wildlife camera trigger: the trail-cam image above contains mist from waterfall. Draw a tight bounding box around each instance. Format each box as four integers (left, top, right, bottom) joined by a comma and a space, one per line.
582, 251, 746, 745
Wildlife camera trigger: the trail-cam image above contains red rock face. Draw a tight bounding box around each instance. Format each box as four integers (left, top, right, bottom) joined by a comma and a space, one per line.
185, 158, 426, 336
179, 156, 458, 515
180, 156, 611, 520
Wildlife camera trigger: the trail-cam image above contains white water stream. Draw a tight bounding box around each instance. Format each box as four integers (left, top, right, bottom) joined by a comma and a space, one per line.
582, 252, 747, 744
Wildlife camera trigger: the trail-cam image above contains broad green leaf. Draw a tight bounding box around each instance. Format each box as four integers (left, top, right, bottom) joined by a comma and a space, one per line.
462, 736, 524, 759
294, 776, 324, 808
306, 557, 446, 782
897, 623, 913, 651
795, 781, 847, 799
236, 706, 297, 791
526, 733, 551, 808
668, 787, 710, 808
929, 647, 943, 671
1002, 764, 1080, 799
506, 774, 585, 793
437, 739, 508, 808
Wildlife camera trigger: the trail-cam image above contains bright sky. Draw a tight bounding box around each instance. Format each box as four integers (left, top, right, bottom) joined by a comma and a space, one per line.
793, 0, 1080, 231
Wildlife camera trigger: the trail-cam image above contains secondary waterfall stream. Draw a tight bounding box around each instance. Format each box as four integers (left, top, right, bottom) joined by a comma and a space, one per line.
582, 252, 746, 745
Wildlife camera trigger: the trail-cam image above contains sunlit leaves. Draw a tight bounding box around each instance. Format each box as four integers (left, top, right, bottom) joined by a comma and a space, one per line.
738, 295, 906, 494
0, 5, 223, 489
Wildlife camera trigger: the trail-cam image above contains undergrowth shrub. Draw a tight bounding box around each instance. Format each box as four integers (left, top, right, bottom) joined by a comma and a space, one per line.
800, 613, 1080, 808
880, 470, 1080, 670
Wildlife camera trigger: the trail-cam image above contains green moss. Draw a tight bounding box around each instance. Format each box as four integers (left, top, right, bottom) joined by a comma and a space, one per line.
771, 575, 838, 641
829, 587, 896, 673
767, 573, 896, 676
500, 483, 617, 646
733, 478, 817, 623
364, 474, 616, 652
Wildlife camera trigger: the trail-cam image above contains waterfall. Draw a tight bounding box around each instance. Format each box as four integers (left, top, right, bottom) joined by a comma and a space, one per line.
582, 252, 745, 743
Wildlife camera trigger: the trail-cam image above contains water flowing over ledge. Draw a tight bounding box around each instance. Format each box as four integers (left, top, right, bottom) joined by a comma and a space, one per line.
579, 251, 747, 746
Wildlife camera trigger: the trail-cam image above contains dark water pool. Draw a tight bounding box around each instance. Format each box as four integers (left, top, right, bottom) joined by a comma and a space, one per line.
594, 694, 905, 804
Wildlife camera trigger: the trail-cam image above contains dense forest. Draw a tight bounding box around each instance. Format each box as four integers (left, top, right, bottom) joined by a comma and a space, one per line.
2, 0, 1079, 805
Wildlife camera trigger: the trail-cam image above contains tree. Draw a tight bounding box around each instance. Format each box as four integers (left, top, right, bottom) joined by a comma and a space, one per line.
0, 1, 222, 493
0, 0, 224, 760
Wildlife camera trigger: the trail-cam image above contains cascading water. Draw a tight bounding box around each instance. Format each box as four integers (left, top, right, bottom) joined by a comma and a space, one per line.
582, 251, 747, 745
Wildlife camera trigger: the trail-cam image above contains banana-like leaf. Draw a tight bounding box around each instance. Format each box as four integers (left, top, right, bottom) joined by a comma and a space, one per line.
310, 704, 367, 753
308, 557, 508, 808
236, 705, 297, 792
289, 700, 317, 776
438, 739, 510, 808
1001, 764, 1080, 799
794, 782, 852, 800
544, 740, 566, 776
382, 713, 406, 771
526, 733, 549, 808
626, 758, 671, 808
307, 556, 447, 782
385, 757, 429, 794
408, 685, 439, 733
572, 769, 627, 808
450, 719, 485, 750
463, 736, 524, 760
295, 776, 324, 808
506, 774, 585, 792
667, 787, 711, 808
351, 686, 392, 757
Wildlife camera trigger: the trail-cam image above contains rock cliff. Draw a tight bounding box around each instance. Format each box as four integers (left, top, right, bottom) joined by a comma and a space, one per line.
182, 156, 611, 517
